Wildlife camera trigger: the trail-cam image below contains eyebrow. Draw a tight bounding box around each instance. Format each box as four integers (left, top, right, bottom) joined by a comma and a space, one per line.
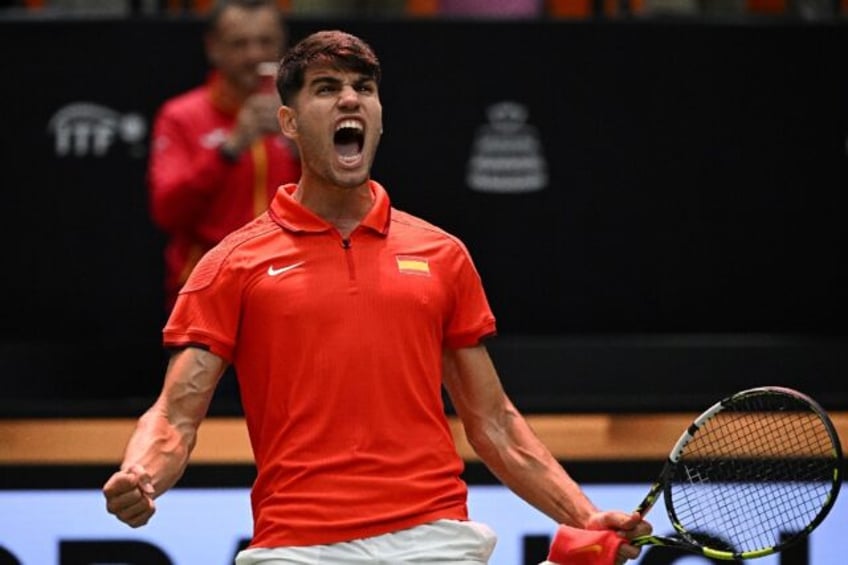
307, 74, 375, 88
308, 76, 342, 87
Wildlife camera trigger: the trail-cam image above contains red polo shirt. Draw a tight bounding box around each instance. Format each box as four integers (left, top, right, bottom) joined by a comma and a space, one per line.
164, 181, 496, 548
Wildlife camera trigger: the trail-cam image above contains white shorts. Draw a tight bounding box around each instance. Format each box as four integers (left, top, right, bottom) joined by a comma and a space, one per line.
235, 519, 497, 564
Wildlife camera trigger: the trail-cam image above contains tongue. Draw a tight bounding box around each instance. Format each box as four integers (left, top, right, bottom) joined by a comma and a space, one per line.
335, 140, 360, 158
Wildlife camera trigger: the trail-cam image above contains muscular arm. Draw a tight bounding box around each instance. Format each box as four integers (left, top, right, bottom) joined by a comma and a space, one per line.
442, 344, 597, 527
103, 347, 226, 526
443, 344, 651, 563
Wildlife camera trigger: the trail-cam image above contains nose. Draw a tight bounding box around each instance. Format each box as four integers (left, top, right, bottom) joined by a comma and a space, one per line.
338, 85, 360, 109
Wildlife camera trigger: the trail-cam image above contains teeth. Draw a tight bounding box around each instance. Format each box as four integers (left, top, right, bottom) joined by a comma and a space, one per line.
336, 119, 363, 132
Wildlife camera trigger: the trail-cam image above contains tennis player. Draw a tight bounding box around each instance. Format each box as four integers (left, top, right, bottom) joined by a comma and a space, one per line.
102, 30, 651, 564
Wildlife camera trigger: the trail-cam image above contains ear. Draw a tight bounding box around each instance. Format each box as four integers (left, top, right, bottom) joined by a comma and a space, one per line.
278, 105, 298, 140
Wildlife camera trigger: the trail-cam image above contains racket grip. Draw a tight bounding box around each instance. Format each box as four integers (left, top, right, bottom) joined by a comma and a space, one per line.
546, 524, 625, 565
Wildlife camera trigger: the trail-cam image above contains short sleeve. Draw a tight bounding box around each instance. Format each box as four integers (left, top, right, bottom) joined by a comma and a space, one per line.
443, 243, 497, 349
162, 242, 243, 362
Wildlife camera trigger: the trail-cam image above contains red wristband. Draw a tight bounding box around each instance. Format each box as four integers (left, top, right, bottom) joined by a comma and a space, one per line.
546, 524, 625, 565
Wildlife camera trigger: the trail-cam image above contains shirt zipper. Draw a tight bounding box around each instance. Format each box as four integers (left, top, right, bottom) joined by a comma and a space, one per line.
341, 237, 356, 281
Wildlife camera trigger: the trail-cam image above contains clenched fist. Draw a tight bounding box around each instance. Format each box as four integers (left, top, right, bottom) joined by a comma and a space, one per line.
103, 464, 156, 527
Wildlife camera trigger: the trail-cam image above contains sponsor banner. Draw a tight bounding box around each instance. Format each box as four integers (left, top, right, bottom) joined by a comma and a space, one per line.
0, 484, 843, 564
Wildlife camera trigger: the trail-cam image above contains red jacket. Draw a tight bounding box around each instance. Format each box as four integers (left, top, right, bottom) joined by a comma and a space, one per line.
148, 72, 300, 310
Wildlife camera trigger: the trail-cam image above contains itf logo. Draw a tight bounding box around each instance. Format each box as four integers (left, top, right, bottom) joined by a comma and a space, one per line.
466, 101, 548, 194
47, 102, 147, 158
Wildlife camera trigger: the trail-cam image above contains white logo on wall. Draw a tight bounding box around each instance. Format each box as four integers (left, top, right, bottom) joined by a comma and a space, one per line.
466, 101, 548, 194
47, 102, 147, 158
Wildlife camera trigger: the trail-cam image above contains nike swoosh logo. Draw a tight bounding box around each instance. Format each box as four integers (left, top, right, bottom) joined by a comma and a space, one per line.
267, 261, 304, 277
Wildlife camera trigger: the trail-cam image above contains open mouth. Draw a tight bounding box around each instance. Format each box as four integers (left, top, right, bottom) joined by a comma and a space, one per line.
334, 119, 364, 165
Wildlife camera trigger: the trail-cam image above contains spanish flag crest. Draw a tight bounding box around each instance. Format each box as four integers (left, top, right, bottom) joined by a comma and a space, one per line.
395, 255, 430, 276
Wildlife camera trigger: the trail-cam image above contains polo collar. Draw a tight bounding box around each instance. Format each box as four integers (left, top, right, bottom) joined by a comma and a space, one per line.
269, 181, 391, 236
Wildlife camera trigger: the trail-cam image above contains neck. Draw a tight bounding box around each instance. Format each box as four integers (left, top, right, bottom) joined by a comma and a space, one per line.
293, 178, 374, 238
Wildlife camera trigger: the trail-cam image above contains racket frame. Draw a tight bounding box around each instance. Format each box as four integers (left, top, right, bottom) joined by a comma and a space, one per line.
631, 386, 843, 561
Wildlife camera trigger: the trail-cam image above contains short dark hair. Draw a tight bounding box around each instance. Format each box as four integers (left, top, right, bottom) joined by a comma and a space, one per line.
206, 0, 282, 34
277, 30, 381, 105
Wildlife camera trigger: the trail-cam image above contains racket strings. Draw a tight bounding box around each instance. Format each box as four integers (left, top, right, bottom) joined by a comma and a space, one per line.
667, 391, 838, 554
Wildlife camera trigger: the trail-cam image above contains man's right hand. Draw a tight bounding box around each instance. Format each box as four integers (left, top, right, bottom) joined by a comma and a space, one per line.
103, 463, 156, 527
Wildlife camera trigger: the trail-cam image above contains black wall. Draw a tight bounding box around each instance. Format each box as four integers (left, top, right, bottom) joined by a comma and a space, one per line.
2, 17, 846, 415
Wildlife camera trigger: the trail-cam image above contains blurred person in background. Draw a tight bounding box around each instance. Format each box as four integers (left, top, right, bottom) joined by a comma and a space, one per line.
148, 0, 300, 312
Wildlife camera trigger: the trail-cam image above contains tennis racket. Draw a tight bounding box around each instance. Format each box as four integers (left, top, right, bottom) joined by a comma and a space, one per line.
632, 386, 842, 560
